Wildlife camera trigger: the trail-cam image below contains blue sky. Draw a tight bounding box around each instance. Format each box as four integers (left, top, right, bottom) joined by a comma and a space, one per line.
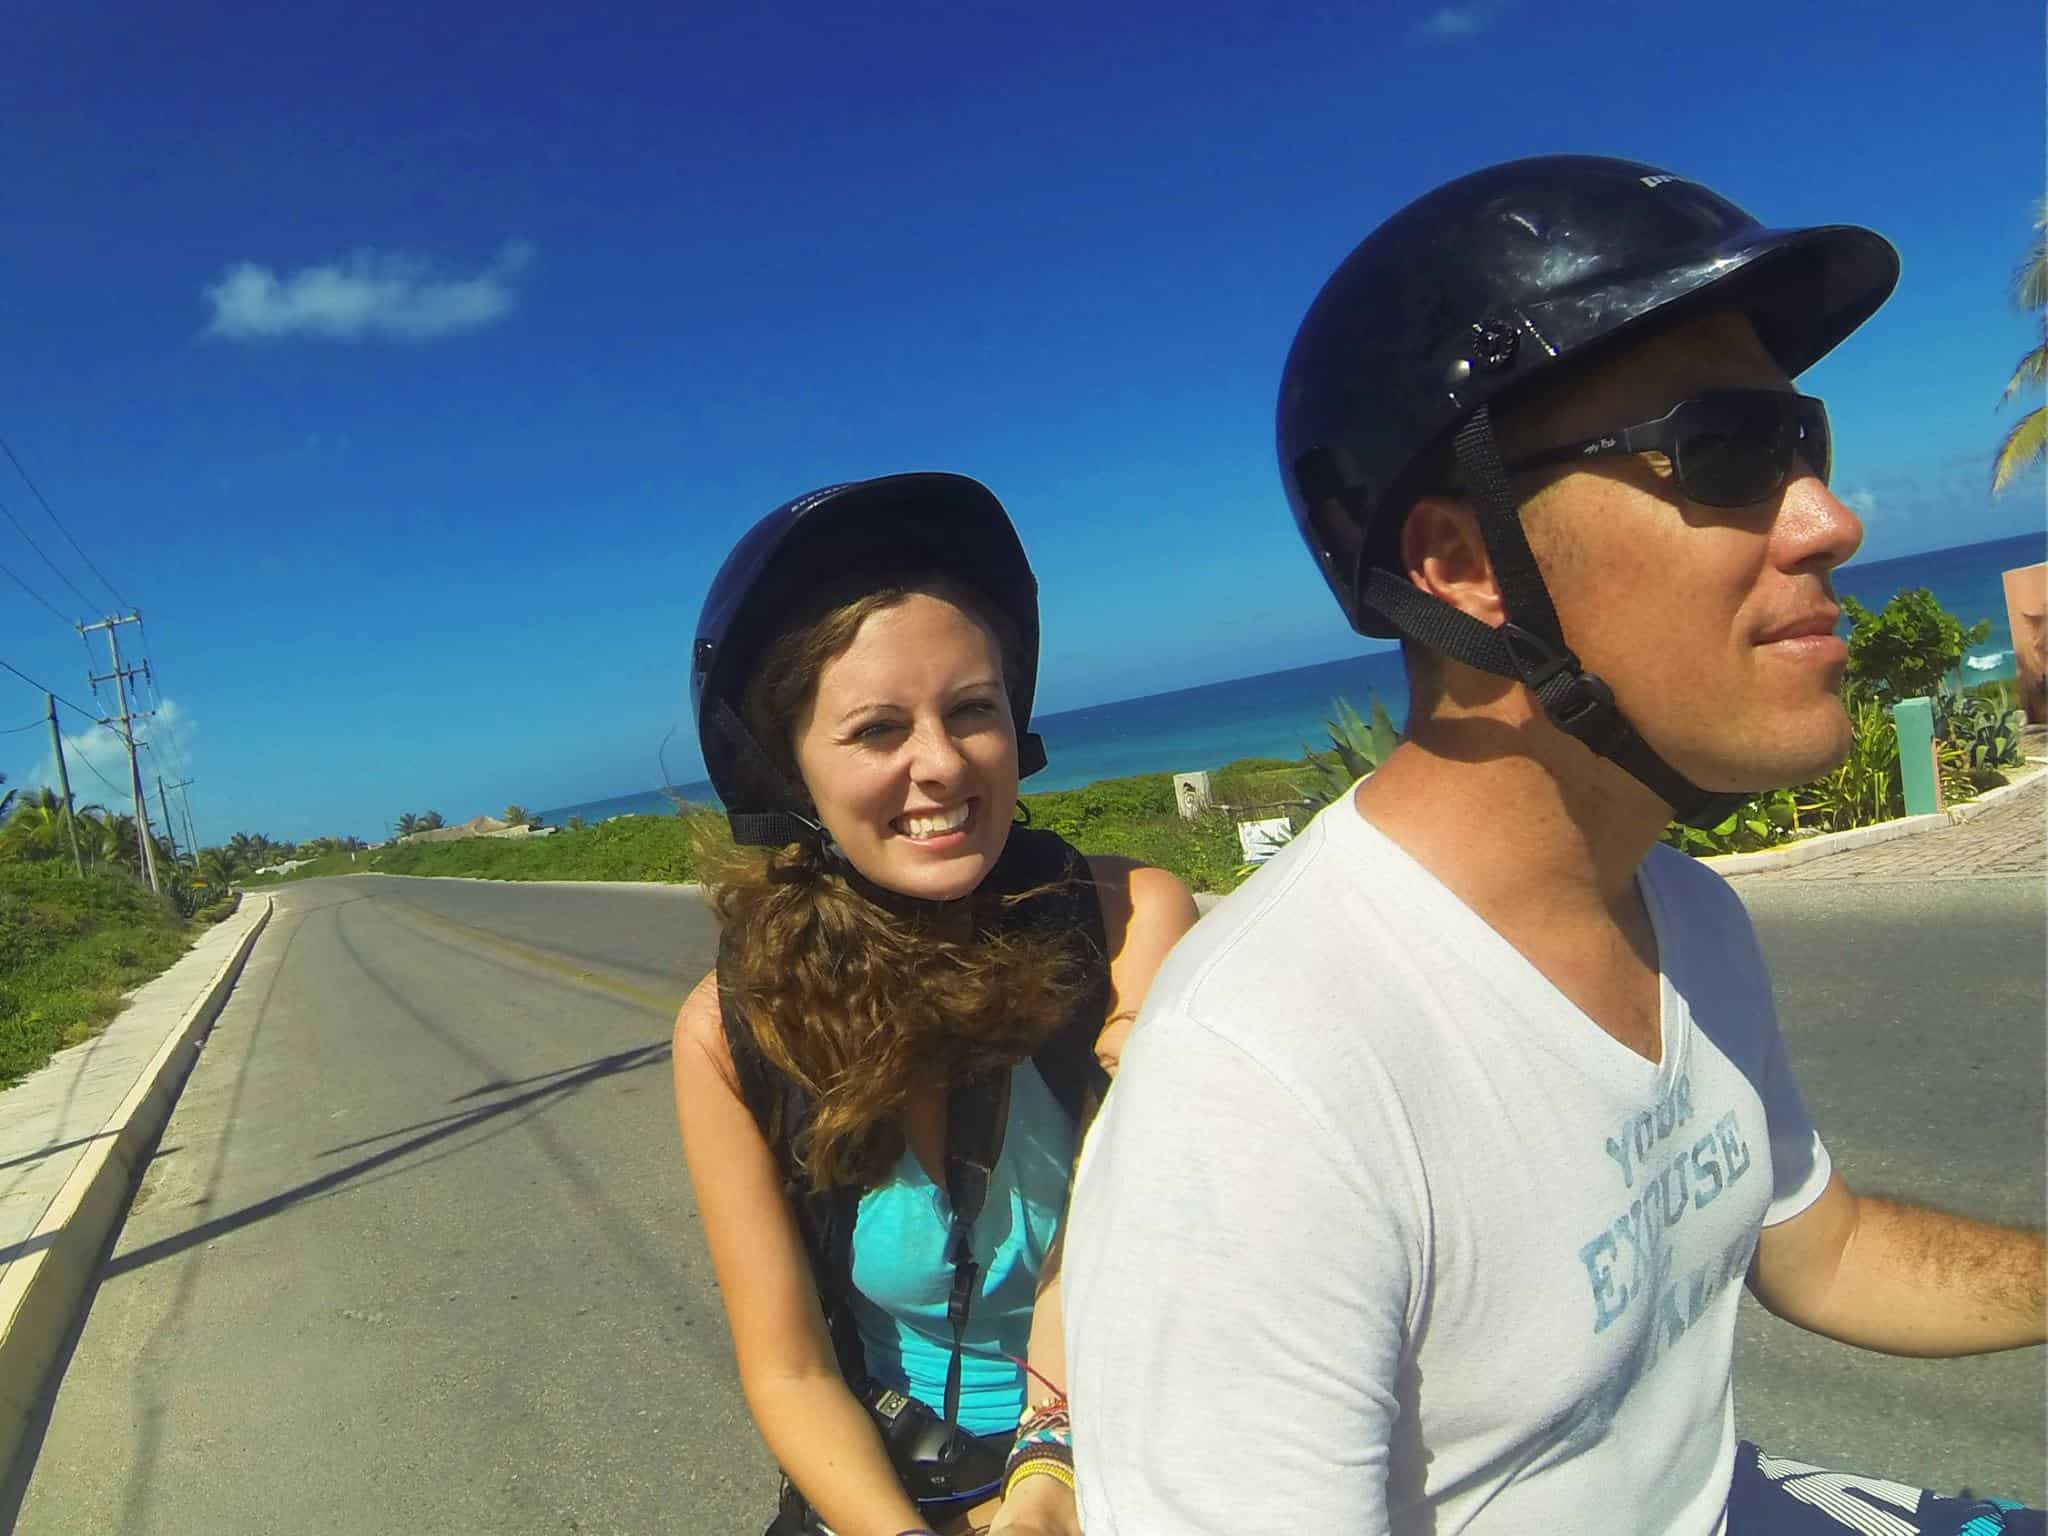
1, 0, 2041, 845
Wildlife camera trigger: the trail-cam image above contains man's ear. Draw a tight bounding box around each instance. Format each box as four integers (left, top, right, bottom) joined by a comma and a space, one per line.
1399, 496, 1505, 627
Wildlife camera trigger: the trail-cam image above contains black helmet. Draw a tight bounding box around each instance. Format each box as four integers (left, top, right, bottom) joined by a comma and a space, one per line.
1275, 154, 1898, 823
691, 472, 1046, 849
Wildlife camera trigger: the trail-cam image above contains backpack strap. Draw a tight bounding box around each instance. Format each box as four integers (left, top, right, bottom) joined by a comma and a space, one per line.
1003, 830, 1113, 1126
717, 942, 867, 1387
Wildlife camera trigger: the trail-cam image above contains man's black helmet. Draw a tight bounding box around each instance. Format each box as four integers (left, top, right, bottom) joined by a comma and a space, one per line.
1279, 154, 1899, 638
1273, 155, 1897, 827
691, 472, 1046, 848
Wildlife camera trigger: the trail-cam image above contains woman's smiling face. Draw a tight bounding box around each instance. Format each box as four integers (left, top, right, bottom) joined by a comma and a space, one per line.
790, 588, 1019, 902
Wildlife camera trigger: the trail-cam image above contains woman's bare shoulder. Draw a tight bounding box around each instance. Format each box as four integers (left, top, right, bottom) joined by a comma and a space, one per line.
674, 969, 733, 1075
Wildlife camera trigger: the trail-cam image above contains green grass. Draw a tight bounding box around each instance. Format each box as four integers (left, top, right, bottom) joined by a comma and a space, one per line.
0, 860, 193, 1088
243, 814, 708, 887
1021, 755, 1323, 893
239, 759, 1326, 900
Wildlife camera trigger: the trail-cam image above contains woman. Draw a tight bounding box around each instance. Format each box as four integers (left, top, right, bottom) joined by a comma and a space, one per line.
672, 473, 1198, 1536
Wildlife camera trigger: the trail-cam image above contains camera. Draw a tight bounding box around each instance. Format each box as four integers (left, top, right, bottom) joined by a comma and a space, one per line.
860, 1382, 1007, 1505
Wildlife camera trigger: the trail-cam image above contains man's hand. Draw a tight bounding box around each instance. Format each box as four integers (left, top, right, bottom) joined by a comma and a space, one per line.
983, 1473, 1080, 1536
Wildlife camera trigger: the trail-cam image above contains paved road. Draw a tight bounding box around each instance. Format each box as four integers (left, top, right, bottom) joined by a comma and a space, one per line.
1728, 874, 2045, 1503
9, 865, 2044, 1531
10, 874, 771, 1535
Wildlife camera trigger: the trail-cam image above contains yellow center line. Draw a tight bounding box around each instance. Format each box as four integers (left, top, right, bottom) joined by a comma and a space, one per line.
383, 898, 687, 1017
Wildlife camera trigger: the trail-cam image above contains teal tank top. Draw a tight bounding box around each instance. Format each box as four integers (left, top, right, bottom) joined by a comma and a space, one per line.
848, 1061, 1077, 1436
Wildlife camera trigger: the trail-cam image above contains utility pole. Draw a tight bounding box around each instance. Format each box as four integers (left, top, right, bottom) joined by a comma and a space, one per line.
155, 774, 181, 868
165, 776, 198, 866
44, 693, 83, 876
79, 611, 161, 893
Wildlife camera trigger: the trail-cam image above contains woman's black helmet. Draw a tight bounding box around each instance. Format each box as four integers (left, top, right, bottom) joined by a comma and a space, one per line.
691, 473, 1046, 848
1275, 154, 1899, 823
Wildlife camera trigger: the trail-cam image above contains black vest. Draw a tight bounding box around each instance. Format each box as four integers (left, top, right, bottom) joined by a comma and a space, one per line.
717, 826, 1113, 1389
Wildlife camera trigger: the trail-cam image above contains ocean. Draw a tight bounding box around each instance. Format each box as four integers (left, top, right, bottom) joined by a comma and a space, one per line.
539, 531, 2045, 824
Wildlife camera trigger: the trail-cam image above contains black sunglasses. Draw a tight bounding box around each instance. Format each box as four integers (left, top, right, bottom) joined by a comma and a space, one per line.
1500, 389, 1832, 508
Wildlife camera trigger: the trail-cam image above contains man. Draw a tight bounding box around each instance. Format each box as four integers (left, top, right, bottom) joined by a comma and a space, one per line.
1062, 156, 2046, 1535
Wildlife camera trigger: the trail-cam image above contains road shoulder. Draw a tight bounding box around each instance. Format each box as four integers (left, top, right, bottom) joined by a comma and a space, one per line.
0, 896, 273, 1482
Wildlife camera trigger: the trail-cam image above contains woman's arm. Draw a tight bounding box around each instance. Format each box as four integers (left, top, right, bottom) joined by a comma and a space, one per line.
1085, 858, 1203, 1074
672, 972, 932, 1536
989, 864, 1203, 1535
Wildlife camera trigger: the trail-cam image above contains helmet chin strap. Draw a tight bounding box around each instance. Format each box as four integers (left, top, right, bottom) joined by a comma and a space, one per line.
1363, 404, 1749, 830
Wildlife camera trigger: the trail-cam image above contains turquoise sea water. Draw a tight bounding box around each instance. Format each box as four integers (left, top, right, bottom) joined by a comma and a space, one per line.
540, 531, 2045, 825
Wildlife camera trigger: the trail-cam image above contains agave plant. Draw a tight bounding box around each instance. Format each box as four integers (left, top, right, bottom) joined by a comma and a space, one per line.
1302, 695, 1403, 806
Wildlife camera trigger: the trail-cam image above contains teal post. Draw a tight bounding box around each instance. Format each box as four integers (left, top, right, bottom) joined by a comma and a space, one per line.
1892, 696, 1940, 815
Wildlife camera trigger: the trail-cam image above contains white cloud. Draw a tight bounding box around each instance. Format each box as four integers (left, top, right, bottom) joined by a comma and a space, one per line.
203, 240, 534, 341
16, 699, 195, 813
1844, 489, 1879, 517
1415, 2, 1502, 38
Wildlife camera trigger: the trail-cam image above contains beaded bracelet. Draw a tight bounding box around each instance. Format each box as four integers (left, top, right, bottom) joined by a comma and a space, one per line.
1003, 1452, 1077, 1501
1004, 1400, 1075, 1502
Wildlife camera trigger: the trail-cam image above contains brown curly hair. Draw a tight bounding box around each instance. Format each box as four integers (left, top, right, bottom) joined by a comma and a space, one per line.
708, 577, 1085, 1192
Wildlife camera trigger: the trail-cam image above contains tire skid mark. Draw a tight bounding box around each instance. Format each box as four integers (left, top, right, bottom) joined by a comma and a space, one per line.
323, 900, 687, 1293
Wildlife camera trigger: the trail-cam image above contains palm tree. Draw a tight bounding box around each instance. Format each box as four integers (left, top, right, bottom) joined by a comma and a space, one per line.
1993, 200, 2047, 496
197, 846, 243, 889
0, 773, 14, 823
395, 812, 422, 838
419, 810, 445, 831
2, 788, 81, 862
502, 803, 537, 828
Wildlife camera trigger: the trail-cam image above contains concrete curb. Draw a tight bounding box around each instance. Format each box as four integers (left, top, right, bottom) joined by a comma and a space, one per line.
0, 896, 275, 1477
1702, 765, 2046, 878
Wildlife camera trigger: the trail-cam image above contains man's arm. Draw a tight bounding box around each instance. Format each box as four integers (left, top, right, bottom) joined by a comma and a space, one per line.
1748, 1170, 2047, 1356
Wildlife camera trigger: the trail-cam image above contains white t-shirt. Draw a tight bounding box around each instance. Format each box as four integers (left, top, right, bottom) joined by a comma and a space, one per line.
1064, 789, 1832, 1536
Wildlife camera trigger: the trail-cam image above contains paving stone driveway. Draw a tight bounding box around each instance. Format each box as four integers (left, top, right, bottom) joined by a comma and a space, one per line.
1737, 774, 2046, 881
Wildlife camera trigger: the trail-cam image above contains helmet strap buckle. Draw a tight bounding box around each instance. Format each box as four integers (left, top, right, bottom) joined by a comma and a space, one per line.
1497, 623, 1630, 758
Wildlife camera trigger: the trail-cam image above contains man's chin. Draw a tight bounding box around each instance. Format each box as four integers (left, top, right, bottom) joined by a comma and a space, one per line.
1677, 712, 1855, 798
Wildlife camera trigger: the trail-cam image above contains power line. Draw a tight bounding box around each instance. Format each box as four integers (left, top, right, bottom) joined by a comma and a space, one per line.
0, 491, 96, 613
0, 437, 129, 610
131, 615, 195, 800
2, 716, 46, 734
71, 742, 132, 803
0, 551, 73, 624
0, 656, 99, 722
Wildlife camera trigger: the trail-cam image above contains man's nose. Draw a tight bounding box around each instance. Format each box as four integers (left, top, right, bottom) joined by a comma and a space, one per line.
1778, 471, 1864, 575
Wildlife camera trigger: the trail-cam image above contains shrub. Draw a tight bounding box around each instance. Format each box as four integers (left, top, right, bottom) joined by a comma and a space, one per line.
1021, 775, 1177, 844
1843, 588, 1990, 706
1661, 788, 1800, 857
1795, 695, 1902, 832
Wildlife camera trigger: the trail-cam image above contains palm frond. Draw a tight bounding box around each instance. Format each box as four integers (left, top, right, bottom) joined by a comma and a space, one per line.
2000, 339, 2048, 405
2018, 198, 2048, 312
1991, 405, 2047, 497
